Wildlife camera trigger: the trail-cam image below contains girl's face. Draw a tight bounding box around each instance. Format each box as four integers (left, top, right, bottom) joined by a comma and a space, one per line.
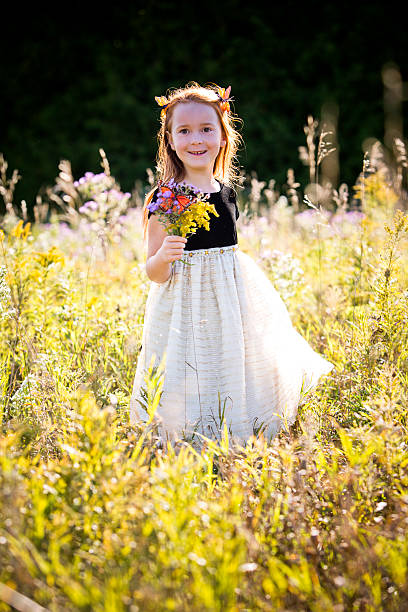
167, 102, 226, 176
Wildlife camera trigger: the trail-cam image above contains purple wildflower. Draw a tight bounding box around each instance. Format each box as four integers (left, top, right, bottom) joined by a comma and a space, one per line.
295, 210, 318, 226
78, 200, 98, 213
92, 173, 105, 183
345, 211, 365, 223
330, 211, 365, 226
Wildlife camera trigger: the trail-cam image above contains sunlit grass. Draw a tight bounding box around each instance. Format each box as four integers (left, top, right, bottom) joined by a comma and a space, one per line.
0, 140, 408, 610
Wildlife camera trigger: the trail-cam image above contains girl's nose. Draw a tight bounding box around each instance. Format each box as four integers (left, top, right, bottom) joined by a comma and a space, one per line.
190, 132, 203, 143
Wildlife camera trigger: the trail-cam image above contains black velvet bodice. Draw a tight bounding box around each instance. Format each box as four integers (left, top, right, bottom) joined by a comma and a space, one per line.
148, 183, 239, 251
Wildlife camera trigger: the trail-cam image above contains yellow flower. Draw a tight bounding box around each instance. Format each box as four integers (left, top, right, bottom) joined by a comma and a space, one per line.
11, 220, 31, 240
353, 169, 398, 214
166, 201, 219, 237
34, 246, 65, 268
86, 296, 98, 308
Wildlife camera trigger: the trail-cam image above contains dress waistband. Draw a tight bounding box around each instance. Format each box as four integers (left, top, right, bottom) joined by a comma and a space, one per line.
183, 244, 239, 257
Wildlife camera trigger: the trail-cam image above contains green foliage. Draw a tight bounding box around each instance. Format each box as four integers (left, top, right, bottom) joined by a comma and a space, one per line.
1, 158, 408, 609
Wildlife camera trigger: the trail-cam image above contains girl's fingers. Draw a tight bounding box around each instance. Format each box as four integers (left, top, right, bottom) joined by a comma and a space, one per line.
161, 237, 186, 262
165, 236, 187, 244
167, 244, 186, 251
166, 249, 185, 255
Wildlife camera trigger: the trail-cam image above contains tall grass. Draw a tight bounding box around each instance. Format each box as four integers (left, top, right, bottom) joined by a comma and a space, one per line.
0, 125, 407, 610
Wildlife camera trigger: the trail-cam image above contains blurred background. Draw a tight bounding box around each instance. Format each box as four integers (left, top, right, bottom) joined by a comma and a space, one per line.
1, 0, 407, 211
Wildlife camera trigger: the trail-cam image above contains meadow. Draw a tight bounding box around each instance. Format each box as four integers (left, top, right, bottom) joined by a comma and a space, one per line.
0, 126, 407, 610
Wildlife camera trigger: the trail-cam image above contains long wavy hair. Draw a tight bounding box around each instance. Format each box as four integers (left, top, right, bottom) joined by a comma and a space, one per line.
141, 81, 243, 242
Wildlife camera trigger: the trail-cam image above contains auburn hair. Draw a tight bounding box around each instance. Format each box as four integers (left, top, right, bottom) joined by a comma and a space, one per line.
141, 81, 243, 243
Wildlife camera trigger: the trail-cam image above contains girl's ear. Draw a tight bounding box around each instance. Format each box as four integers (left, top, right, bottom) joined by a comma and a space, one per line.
220, 137, 227, 147
166, 130, 176, 150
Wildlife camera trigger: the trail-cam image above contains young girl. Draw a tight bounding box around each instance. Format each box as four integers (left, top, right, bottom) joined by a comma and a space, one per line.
129, 82, 334, 447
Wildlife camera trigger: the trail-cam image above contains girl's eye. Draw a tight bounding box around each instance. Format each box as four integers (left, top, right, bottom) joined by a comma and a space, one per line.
203, 127, 213, 132
179, 129, 189, 134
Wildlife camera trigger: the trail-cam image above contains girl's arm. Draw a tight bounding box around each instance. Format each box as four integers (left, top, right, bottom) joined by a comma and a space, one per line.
146, 216, 187, 283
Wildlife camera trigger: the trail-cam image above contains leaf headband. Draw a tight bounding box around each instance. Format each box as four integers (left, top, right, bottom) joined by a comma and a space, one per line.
154, 85, 233, 118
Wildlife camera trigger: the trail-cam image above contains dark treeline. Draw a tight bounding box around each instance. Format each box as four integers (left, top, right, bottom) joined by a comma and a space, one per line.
2, 1, 407, 209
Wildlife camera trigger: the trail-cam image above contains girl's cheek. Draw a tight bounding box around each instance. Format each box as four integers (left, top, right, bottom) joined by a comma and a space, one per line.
210, 132, 221, 142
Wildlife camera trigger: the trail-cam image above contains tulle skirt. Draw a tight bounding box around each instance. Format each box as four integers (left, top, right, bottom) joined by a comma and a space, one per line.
129, 244, 335, 447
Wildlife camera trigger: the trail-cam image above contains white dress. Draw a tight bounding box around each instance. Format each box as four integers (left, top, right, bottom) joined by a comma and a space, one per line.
129, 242, 335, 448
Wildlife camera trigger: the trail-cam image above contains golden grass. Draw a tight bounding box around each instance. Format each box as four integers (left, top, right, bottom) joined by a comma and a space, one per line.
0, 140, 407, 609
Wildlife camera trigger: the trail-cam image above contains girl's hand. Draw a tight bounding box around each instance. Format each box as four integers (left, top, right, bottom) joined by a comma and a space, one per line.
157, 235, 188, 263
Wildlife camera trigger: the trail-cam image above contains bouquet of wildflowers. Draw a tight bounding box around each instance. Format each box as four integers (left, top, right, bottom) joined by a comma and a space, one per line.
148, 179, 219, 264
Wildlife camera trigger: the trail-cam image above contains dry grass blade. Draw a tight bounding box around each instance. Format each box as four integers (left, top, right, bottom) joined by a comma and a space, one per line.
0, 153, 21, 215
317, 126, 336, 166
0, 582, 49, 611
393, 137, 407, 168
99, 147, 111, 176
286, 168, 300, 211
303, 115, 318, 183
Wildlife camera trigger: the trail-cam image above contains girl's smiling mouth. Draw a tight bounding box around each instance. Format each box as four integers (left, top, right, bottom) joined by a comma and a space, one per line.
189, 150, 207, 156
